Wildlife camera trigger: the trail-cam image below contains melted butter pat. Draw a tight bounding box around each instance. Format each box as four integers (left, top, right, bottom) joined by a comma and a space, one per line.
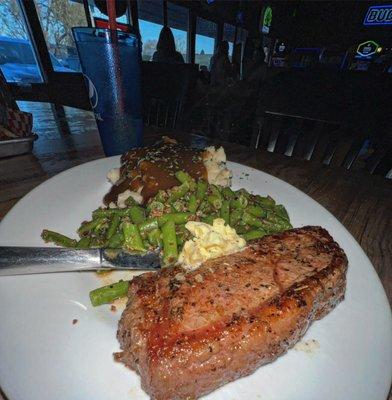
179, 218, 246, 270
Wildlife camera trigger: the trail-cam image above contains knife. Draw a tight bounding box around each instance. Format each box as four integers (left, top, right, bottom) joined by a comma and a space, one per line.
0, 246, 161, 276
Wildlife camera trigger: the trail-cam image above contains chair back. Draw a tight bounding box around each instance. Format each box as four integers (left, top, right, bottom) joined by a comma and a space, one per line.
251, 113, 366, 169
251, 69, 392, 177
142, 62, 198, 129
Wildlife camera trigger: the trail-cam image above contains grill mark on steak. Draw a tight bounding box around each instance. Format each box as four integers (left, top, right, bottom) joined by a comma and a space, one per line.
116, 226, 348, 400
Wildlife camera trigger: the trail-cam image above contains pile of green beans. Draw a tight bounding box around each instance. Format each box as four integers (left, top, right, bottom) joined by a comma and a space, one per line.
41, 171, 291, 260
41, 170, 292, 305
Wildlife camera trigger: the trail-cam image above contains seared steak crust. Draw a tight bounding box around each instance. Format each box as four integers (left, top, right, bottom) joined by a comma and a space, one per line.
116, 226, 348, 400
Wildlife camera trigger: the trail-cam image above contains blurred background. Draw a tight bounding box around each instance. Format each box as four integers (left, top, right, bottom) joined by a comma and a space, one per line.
0, 0, 391, 174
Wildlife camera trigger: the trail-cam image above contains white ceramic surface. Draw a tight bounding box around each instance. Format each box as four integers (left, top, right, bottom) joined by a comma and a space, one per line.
0, 158, 391, 400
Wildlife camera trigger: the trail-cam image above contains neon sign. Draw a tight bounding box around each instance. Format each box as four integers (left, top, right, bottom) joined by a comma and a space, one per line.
364, 5, 392, 26
356, 40, 381, 58
262, 6, 272, 34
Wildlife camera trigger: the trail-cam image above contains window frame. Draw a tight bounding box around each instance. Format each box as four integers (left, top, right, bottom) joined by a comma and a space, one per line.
5, 0, 246, 109
195, 16, 218, 69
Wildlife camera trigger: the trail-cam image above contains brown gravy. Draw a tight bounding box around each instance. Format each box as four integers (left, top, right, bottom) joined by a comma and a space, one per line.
104, 141, 207, 205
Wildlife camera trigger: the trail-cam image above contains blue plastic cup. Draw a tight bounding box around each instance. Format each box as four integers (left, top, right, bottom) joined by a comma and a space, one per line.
72, 27, 143, 156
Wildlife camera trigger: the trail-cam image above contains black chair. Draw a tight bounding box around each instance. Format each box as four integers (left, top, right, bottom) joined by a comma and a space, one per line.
250, 69, 392, 177
142, 62, 198, 129
251, 112, 367, 168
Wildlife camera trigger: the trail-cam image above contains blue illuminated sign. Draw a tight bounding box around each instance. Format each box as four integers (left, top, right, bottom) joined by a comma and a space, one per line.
364, 5, 392, 26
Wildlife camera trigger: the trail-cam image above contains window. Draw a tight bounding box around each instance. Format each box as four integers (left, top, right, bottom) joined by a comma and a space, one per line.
0, 0, 43, 83
138, 0, 163, 61
195, 18, 217, 69
223, 23, 235, 61
167, 2, 188, 62
34, 0, 88, 73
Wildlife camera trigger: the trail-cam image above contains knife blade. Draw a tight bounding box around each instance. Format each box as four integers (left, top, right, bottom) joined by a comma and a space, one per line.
0, 246, 161, 276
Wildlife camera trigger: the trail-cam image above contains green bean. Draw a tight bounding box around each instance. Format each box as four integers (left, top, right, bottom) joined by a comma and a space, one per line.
241, 229, 267, 241
201, 214, 218, 225
231, 193, 248, 209
94, 219, 110, 234
122, 222, 145, 252
234, 224, 249, 234
283, 220, 293, 230
106, 214, 121, 239
168, 182, 189, 203
230, 209, 242, 226
147, 200, 164, 214
78, 218, 105, 235
106, 232, 124, 248
274, 204, 290, 221
221, 186, 235, 200
236, 218, 247, 226
175, 171, 196, 191
266, 211, 291, 226
92, 208, 128, 218
196, 180, 208, 200
41, 229, 77, 248
158, 212, 190, 226
161, 220, 178, 264
176, 225, 188, 248
176, 235, 185, 248
220, 200, 230, 224
171, 199, 187, 213
260, 223, 282, 234
207, 195, 222, 210
89, 280, 129, 306
147, 228, 162, 247
198, 200, 213, 214
188, 194, 198, 214
255, 195, 275, 209
154, 190, 168, 203
76, 236, 91, 248
274, 219, 292, 230
234, 188, 249, 197
242, 212, 264, 228
210, 185, 222, 198
259, 216, 292, 233
139, 218, 159, 234
128, 206, 146, 225
246, 205, 267, 218
125, 196, 137, 207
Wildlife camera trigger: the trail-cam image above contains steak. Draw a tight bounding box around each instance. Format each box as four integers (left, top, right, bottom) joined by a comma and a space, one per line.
116, 226, 348, 400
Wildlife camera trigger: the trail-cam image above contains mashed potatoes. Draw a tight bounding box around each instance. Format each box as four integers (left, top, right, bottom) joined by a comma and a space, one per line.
106, 145, 232, 207
203, 146, 232, 187
107, 168, 120, 184
106, 169, 143, 207
178, 218, 246, 270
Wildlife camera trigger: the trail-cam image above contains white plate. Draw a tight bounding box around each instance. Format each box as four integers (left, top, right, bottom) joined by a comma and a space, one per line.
0, 158, 391, 400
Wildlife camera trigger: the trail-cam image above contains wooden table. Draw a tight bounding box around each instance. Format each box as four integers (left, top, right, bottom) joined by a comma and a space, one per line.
0, 105, 391, 399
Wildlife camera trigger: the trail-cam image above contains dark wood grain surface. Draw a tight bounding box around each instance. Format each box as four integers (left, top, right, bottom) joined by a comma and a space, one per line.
0, 104, 390, 400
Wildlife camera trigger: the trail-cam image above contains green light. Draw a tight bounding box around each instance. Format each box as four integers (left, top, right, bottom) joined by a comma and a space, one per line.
356, 40, 381, 57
